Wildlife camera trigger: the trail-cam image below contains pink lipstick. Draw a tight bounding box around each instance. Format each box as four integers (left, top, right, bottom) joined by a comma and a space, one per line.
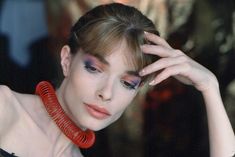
85, 103, 111, 120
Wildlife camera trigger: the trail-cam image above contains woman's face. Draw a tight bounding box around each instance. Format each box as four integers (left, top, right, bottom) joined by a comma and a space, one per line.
59, 40, 142, 131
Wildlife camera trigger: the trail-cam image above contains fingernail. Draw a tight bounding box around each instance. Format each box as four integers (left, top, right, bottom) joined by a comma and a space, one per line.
149, 80, 155, 85
139, 69, 145, 76
144, 31, 149, 35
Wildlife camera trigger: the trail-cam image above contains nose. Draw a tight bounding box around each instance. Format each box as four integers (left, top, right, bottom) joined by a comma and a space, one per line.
96, 79, 114, 102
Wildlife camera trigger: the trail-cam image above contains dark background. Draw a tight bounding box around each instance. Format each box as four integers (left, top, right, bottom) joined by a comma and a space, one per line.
0, 0, 234, 157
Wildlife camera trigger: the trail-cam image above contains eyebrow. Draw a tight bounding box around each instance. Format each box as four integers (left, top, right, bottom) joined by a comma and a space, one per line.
93, 54, 141, 78
93, 54, 110, 65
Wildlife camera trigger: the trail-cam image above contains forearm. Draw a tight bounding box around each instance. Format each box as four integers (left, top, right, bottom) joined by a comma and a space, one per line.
202, 84, 235, 157
139, 31, 235, 156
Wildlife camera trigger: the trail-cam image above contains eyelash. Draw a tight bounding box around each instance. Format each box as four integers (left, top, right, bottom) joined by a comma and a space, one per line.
121, 80, 137, 90
84, 63, 101, 73
84, 61, 138, 90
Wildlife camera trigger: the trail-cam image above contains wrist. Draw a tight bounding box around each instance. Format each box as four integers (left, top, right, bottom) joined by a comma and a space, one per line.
200, 75, 223, 109
199, 74, 220, 95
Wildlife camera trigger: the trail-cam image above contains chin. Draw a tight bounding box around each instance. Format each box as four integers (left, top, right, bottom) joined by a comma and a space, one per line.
80, 113, 123, 131
82, 119, 115, 131
96, 120, 123, 131
84, 122, 110, 131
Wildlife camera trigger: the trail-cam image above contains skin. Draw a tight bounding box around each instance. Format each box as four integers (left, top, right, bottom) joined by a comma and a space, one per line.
56, 31, 235, 156
139, 32, 235, 157
0, 31, 233, 157
57, 39, 141, 131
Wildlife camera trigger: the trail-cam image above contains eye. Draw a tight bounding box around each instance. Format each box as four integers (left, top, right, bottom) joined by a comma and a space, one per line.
121, 80, 138, 90
84, 63, 101, 73
84, 65, 100, 73
83, 57, 103, 74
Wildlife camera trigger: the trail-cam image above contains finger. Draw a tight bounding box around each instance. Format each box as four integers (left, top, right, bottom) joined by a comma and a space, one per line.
149, 63, 189, 85
139, 55, 187, 76
144, 31, 171, 49
141, 44, 182, 58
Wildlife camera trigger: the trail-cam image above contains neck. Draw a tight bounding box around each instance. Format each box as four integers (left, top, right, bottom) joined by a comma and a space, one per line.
55, 80, 67, 115
36, 81, 95, 148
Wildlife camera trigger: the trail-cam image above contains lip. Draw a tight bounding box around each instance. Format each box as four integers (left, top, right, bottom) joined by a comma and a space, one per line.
84, 103, 111, 120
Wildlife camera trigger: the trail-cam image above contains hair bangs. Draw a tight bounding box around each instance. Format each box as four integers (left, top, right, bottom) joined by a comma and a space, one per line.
124, 29, 157, 83
76, 19, 126, 57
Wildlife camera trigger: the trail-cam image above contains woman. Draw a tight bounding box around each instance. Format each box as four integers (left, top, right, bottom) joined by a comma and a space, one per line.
0, 3, 234, 157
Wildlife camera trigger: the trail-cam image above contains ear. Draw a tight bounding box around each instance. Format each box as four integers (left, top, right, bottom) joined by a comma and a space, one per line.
61, 45, 72, 77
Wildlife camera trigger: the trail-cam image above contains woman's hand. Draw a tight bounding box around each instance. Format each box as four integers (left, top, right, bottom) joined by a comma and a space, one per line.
139, 32, 219, 93
139, 32, 235, 157
139, 32, 235, 156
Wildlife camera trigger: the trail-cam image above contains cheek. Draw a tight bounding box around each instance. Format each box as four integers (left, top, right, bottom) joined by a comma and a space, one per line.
70, 65, 97, 93
63, 65, 94, 108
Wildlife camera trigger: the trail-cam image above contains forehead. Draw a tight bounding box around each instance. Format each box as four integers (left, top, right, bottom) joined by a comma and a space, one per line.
103, 39, 138, 71
85, 38, 140, 72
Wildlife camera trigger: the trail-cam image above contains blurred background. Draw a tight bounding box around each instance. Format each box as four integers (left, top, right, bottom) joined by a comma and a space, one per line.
0, 0, 234, 157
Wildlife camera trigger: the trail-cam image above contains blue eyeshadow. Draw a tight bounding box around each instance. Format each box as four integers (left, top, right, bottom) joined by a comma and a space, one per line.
84, 58, 94, 66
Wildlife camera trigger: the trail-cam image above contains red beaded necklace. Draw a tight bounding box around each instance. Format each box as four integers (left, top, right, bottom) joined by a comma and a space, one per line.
35, 81, 95, 149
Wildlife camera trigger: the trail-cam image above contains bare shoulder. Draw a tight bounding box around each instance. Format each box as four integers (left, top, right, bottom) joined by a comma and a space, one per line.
0, 85, 19, 135
0, 85, 35, 104
0, 85, 13, 103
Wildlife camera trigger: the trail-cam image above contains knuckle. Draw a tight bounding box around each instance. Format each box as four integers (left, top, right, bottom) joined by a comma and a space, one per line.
158, 57, 166, 64
183, 62, 192, 70
178, 55, 188, 62
158, 37, 166, 43
164, 67, 172, 74
173, 49, 183, 56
